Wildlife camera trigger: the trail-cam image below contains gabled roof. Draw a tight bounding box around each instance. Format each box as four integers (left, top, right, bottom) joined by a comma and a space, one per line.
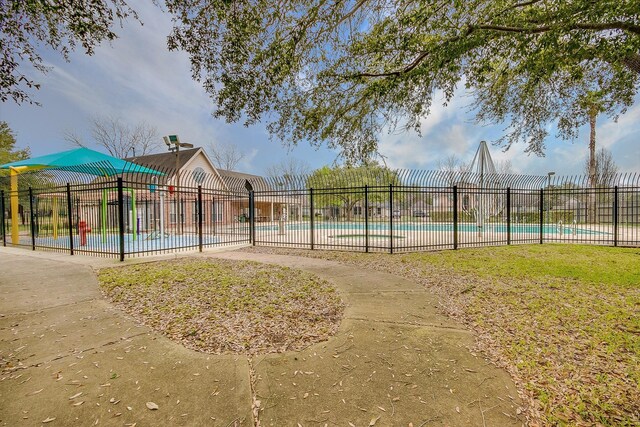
124, 148, 272, 193
125, 148, 201, 174
216, 169, 272, 192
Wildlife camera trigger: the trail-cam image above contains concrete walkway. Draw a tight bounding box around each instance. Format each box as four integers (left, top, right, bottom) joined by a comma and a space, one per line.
0, 246, 524, 426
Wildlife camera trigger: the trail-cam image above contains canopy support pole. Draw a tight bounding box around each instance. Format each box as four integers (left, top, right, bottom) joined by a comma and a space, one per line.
52, 196, 59, 239
10, 168, 19, 245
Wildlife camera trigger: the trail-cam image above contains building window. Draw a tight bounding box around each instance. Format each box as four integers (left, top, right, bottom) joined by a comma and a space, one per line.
462, 195, 470, 210
192, 167, 206, 184
193, 199, 199, 222
169, 201, 177, 224
211, 201, 223, 222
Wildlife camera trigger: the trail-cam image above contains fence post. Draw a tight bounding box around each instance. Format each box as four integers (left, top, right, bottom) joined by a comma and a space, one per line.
198, 185, 203, 252
389, 184, 394, 254
309, 188, 315, 250
613, 186, 618, 247
506, 188, 511, 245
539, 189, 544, 245
66, 183, 74, 256
453, 186, 458, 250
249, 190, 256, 246
117, 177, 125, 261
364, 185, 369, 253
1, 190, 5, 247
29, 187, 36, 250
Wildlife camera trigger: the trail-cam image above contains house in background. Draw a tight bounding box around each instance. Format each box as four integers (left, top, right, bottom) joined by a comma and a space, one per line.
216, 169, 303, 222
122, 147, 297, 233
122, 148, 230, 232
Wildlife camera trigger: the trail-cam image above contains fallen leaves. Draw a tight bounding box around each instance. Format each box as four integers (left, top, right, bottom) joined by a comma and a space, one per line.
98, 259, 345, 355
244, 246, 640, 426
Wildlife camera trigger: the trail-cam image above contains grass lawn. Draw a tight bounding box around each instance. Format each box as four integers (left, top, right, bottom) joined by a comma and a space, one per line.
245, 245, 639, 426
98, 258, 344, 355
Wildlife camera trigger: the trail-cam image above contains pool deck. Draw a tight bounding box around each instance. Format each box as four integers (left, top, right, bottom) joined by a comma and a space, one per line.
2, 220, 635, 257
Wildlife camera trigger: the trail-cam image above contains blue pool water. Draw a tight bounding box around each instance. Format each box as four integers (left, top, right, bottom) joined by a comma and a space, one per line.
31, 233, 219, 252
258, 222, 608, 236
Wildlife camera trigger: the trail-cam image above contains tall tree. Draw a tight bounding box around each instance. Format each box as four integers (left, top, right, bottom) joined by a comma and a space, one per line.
437, 155, 469, 175
437, 154, 469, 186
583, 148, 619, 187
1, 1, 139, 104
207, 142, 245, 171
0, 122, 32, 195
265, 157, 311, 186
577, 91, 612, 188
65, 116, 158, 158
166, 0, 640, 163
306, 163, 400, 219
0, 121, 30, 167
494, 160, 514, 176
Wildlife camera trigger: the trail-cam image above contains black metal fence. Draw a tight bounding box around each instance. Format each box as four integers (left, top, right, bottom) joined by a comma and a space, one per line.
0, 164, 251, 260
1, 167, 639, 259
251, 170, 640, 252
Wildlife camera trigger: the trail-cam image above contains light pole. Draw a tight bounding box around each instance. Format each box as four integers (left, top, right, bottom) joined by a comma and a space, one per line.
164, 135, 194, 234
547, 171, 555, 223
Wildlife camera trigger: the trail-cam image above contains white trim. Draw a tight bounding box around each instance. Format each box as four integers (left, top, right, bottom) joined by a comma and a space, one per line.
180, 148, 230, 191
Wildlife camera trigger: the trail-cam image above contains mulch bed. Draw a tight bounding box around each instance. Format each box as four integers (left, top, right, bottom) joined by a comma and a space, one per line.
98, 258, 344, 355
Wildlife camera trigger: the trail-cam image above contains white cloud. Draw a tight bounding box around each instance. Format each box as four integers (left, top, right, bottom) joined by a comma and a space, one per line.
379, 86, 640, 177
378, 91, 483, 169
238, 149, 260, 171
597, 103, 640, 152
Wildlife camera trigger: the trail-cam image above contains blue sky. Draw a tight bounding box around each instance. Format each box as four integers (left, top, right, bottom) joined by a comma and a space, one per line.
2, 3, 639, 176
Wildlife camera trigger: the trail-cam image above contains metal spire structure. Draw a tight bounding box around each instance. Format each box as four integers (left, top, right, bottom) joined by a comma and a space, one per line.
466, 141, 498, 236
468, 140, 497, 187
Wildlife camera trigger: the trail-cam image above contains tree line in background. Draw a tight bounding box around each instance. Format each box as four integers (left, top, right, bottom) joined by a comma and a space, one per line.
64, 116, 158, 158
0, 122, 29, 168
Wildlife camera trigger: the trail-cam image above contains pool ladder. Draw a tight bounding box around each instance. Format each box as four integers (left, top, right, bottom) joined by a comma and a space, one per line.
557, 220, 578, 236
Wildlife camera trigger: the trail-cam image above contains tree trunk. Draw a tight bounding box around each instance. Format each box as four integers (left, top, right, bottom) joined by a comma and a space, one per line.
622, 52, 640, 75
588, 109, 597, 187
587, 108, 597, 224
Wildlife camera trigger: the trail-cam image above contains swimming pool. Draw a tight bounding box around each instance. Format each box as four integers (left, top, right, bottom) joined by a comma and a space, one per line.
257, 222, 608, 236
32, 233, 219, 252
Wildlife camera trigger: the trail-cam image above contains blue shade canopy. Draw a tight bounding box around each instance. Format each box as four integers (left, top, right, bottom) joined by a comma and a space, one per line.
0, 147, 164, 176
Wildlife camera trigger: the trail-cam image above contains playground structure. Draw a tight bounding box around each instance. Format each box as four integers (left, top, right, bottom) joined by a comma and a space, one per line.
0, 148, 163, 251
101, 187, 138, 243
31, 191, 68, 240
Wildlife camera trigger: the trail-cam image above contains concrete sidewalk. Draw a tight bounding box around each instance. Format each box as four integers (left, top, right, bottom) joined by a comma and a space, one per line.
0, 246, 524, 426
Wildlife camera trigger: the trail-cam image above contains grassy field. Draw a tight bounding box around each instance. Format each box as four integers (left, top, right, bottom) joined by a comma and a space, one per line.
98, 258, 344, 355
246, 245, 639, 426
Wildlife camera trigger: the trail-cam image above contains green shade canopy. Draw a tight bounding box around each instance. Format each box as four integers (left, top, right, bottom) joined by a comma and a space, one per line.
0, 147, 164, 176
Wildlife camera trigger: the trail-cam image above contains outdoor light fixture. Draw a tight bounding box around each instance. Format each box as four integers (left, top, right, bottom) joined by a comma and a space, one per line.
163, 135, 194, 150
546, 171, 556, 224
163, 134, 194, 234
